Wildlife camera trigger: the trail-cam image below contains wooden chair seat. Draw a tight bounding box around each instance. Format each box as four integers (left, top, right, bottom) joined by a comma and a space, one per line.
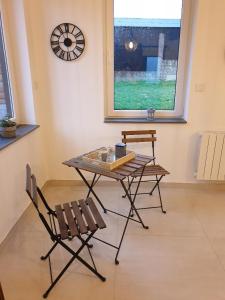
55, 198, 106, 240
131, 164, 170, 178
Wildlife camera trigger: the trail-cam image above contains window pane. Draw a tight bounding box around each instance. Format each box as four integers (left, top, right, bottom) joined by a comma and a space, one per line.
0, 64, 8, 119
114, 0, 183, 111
0, 16, 13, 119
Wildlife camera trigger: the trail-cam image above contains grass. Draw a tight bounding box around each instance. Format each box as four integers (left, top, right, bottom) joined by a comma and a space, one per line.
114, 80, 176, 110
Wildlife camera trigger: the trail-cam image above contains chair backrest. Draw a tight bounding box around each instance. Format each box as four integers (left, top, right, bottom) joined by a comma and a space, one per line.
25, 164, 56, 240
26, 164, 54, 215
121, 130, 157, 157
0, 282, 5, 300
26, 164, 39, 211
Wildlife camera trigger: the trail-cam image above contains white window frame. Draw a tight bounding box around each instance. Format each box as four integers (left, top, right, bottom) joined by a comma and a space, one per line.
104, 0, 193, 119
0, 13, 14, 118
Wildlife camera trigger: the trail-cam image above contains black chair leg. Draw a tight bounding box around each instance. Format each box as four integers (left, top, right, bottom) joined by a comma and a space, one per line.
43, 234, 106, 298
77, 235, 93, 248
40, 242, 58, 260
149, 175, 158, 195
156, 178, 166, 214
133, 175, 166, 214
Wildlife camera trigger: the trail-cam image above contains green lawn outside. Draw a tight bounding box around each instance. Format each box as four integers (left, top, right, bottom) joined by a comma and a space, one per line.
114, 80, 176, 110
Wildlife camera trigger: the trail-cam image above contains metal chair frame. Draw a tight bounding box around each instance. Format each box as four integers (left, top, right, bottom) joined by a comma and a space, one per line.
26, 165, 106, 298
0, 283, 5, 300
122, 130, 169, 214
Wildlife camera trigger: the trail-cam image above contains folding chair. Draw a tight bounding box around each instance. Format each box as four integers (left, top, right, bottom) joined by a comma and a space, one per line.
25, 164, 106, 298
122, 130, 169, 214
0, 283, 5, 300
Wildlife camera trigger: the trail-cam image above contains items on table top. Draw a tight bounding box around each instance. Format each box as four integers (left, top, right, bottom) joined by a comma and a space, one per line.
115, 143, 126, 158
82, 146, 135, 171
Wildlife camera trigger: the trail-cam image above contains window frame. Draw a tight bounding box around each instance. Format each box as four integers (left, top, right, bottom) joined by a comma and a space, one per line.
104, 0, 193, 119
0, 14, 13, 118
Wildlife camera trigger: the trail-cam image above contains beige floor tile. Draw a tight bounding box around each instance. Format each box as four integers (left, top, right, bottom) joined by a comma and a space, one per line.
1, 183, 225, 300
115, 279, 225, 300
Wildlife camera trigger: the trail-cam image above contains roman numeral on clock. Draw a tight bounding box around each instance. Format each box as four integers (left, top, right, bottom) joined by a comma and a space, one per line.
59, 50, 65, 59
65, 23, 69, 33
51, 40, 59, 46
71, 25, 76, 34
53, 45, 61, 54
72, 51, 78, 59
52, 33, 60, 38
57, 25, 64, 34
76, 40, 84, 45
75, 45, 83, 52
75, 31, 82, 39
67, 52, 71, 61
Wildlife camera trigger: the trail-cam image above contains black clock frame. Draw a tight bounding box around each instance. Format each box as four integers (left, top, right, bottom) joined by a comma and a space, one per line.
50, 23, 85, 61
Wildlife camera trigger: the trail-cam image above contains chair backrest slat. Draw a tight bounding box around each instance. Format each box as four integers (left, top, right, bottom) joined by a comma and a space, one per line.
122, 137, 156, 144
31, 175, 38, 208
26, 164, 39, 210
25, 164, 55, 240
26, 164, 55, 215
121, 129, 157, 158
122, 130, 156, 135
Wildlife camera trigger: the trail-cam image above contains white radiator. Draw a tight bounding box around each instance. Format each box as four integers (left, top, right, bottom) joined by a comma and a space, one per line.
197, 132, 225, 181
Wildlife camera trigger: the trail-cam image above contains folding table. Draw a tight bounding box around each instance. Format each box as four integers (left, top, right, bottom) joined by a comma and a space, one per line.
63, 152, 154, 264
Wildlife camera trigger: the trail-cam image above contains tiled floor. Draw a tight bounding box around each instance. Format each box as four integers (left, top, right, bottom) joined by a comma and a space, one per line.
1, 182, 225, 300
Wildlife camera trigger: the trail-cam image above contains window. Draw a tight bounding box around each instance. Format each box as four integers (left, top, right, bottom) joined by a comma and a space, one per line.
105, 0, 192, 119
0, 16, 13, 119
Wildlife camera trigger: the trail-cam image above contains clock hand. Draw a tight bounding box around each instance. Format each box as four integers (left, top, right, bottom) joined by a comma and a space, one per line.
59, 41, 75, 44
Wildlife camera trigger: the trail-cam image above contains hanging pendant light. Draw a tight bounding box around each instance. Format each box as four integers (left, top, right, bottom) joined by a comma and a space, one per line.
125, 40, 138, 52
125, 27, 137, 52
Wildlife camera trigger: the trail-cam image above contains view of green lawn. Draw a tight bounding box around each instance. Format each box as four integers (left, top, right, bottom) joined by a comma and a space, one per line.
114, 80, 176, 110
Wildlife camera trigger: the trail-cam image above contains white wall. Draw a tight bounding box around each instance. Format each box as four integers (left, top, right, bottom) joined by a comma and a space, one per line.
0, 130, 48, 243
0, 0, 48, 244
18, 0, 225, 183
1, 0, 225, 186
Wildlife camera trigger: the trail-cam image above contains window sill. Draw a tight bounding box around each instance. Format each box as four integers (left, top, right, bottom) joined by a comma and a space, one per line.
0, 124, 39, 151
104, 117, 187, 124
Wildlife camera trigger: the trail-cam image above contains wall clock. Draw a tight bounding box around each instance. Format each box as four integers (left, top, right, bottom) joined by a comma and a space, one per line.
50, 23, 85, 61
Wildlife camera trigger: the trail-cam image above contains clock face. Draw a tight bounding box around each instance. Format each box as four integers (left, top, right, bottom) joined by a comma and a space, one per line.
50, 23, 85, 61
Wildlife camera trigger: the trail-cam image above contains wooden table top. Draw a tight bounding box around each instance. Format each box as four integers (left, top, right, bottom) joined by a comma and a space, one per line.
63, 153, 154, 181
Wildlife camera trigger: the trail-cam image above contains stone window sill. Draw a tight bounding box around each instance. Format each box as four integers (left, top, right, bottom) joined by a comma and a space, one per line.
0, 124, 39, 151
104, 117, 187, 124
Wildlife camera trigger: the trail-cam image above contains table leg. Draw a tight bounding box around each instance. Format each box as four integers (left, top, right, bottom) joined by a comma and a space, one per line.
74, 166, 149, 265
86, 174, 101, 199
114, 172, 149, 264
75, 168, 107, 213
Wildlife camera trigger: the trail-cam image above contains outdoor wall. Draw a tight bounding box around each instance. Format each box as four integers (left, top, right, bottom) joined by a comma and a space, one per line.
114, 25, 180, 72
18, 0, 225, 183
114, 61, 177, 82
160, 60, 177, 81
